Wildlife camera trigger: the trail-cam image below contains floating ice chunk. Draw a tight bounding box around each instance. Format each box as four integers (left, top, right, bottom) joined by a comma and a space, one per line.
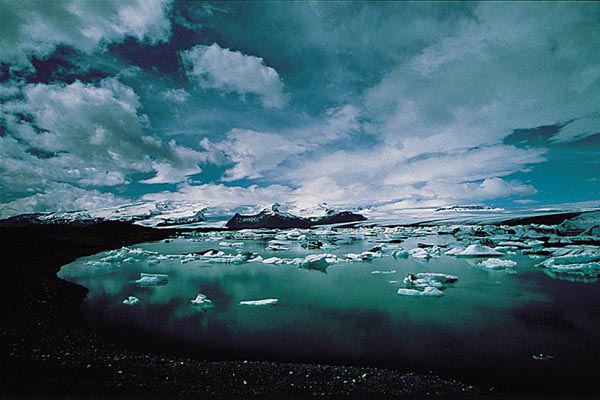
497, 241, 532, 249
397, 287, 444, 297
409, 248, 430, 259
191, 293, 213, 307
543, 262, 600, 272
266, 240, 291, 251
199, 249, 226, 257
391, 249, 409, 258
455, 244, 502, 257
219, 241, 244, 247
345, 251, 380, 261
85, 260, 112, 269
478, 258, 517, 269
262, 257, 283, 264
239, 298, 278, 306
301, 254, 337, 269
415, 273, 458, 283
122, 296, 140, 305
135, 273, 169, 284
444, 246, 466, 256
532, 353, 554, 361
247, 256, 264, 263
371, 270, 397, 275
540, 252, 600, 267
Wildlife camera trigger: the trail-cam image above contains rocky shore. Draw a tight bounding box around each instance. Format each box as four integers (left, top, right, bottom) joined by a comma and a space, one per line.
0, 221, 490, 396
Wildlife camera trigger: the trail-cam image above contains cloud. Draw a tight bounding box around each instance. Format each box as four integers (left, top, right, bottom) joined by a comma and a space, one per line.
0, 78, 203, 196
143, 182, 293, 212
0, 183, 126, 218
181, 43, 289, 108
198, 104, 362, 182
1, 0, 172, 70
551, 117, 600, 143
200, 129, 307, 181
161, 88, 190, 104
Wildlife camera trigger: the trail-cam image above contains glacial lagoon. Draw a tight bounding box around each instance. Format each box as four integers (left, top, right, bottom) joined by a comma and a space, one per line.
59, 226, 600, 393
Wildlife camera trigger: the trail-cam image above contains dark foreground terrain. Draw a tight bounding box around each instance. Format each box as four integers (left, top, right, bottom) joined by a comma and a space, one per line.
0, 221, 485, 397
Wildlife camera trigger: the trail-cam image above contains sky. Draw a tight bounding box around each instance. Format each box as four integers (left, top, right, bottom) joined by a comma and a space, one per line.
0, 1, 599, 217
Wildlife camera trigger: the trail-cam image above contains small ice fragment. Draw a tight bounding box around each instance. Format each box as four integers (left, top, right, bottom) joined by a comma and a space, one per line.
122, 296, 140, 305
262, 257, 282, 264
301, 254, 337, 269
478, 259, 517, 269
415, 273, 459, 283
532, 353, 554, 361
397, 287, 444, 297
455, 244, 502, 257
391, 249, 409, 258
191, 293, 213, 307
135, 273, 169, 284
239, 298, 278, 306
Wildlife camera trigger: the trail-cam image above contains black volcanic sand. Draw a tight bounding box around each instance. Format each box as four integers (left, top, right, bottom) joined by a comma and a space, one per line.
0, 222, 488, 396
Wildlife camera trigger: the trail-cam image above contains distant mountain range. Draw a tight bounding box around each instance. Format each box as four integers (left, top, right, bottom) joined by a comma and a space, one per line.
225, 203, 367, 229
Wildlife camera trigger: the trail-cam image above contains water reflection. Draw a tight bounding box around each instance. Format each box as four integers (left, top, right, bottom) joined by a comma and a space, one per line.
59, 232, 600, 392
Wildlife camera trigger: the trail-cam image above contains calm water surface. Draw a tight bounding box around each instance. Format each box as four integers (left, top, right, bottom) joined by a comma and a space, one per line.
59, 231, 600, 393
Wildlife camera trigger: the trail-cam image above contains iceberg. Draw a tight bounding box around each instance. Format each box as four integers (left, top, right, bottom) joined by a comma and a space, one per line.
191, 293, 213, 307
122, 296, 140, 305
262, 257, 284, 264
239, 298, 279, 306
397, 287, 444, 297
454, 244, 502, 257
300, 254, 337, 270
414, 273, 459, 283
478, 258, 517, 269
135, 273, 169, 285
391, 248, 409, 258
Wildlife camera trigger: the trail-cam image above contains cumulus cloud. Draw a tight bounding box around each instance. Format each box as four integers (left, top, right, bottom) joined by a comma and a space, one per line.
198, 104, 362, 182
0, 0, 172, 70
200, 129, 307, 181
161, 88, 191, 104
181, 43, 289, 108
0, 183, 126, 218
0, 78, 202, 196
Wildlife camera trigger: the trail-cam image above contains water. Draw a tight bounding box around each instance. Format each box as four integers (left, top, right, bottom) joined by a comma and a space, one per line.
59, 229, 600, 393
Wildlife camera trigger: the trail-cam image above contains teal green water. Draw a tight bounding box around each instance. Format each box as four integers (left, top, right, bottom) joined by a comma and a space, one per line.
59, 232, 600, 392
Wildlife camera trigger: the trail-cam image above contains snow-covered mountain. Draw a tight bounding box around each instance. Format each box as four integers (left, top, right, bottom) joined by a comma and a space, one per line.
0, 199, 598, 230
225, 203, 367, 229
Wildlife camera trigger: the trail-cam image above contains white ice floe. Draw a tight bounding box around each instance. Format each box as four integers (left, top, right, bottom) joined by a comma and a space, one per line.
247, 256, 264, 263
219, 241, 244, 247
371, 270, 397, 275
122, 296, 140, 305
414, 273, 459, 283
262, 257, 283, 264
135, 273, 169, 284
444, 246, 466, 256
454, 244, 502, 257
478, 258, 517, 269
266, 240, 291, 251
191, 293, 213, 307
391, 249, 409, 258
397, 287, 444, 297
301, 254, 338, 269
239, 298, 279, 306
408, 246, 442, 259
542, 262, 600, 272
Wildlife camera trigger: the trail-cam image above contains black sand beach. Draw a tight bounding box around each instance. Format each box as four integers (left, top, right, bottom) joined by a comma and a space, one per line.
0, 221, 485, 396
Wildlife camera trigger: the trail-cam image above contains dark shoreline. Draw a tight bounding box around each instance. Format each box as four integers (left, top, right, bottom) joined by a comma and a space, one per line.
0, 221, 487, 396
